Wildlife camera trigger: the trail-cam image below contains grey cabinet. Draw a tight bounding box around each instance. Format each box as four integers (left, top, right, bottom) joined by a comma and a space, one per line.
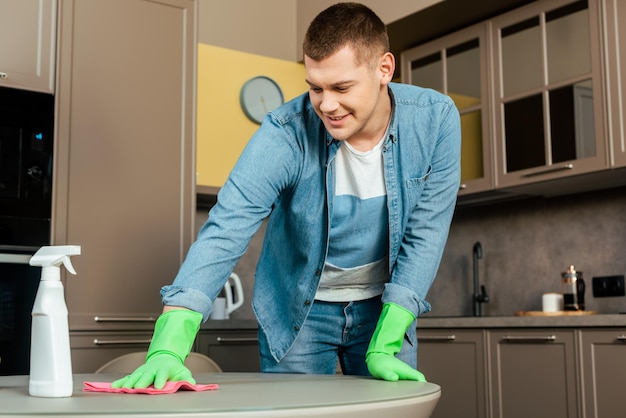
52, 0, 197, 372
196, 330, 260, 372
417, 325, 625, 418
70, 331, 152, 373
603, 0, 626, 168
401, 0, 626, 203
401, 23, 494, 197
579, 329, 626, 418
492, 0, 608, 188
488, 329, 578, 418
0, 0, 56, 93
417, 329, 487, 418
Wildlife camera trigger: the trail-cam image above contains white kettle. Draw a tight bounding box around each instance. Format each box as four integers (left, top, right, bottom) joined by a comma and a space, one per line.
210, 273, 244, 320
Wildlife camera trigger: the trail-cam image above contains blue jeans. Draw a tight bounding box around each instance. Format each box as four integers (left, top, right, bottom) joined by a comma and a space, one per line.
259, 297, 417, 375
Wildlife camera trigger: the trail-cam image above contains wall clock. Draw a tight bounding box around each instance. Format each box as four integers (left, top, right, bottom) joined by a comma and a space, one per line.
240, 76, 284, 124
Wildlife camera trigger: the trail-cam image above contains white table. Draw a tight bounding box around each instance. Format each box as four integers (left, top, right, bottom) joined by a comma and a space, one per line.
0, 373, 440, 417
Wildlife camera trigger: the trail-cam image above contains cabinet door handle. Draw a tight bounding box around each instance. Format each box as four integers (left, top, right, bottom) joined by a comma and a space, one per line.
94, 316, 157, 323
93, 339, 151, 346
0, 72, 7, 79
521, 164, 574, 178
216, 337, 258, 344
617, 335, 626, 342
418, 335, 457, 342
501, 335, 556, 343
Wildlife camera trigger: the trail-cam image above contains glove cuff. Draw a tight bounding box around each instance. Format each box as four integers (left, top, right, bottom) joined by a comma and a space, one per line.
367, 302, 416, 357
146, 309, 202, 363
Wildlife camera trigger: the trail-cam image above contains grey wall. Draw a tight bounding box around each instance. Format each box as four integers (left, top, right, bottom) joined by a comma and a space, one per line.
198, 184, 626, 320
431, 185, 626, 317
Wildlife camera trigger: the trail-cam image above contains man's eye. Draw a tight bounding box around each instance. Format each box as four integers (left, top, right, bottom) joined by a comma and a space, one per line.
310, 87, 322, 93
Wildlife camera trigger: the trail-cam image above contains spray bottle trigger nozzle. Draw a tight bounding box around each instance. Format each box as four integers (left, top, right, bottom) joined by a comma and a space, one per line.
62, 256, 77, 275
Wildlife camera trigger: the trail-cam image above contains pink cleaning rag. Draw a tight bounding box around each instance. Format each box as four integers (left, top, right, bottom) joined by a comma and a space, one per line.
83, 381, 219, 395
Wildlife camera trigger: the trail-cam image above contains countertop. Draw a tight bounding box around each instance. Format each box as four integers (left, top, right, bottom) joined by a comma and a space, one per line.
417, 313, 626, 328
0, 373, 441, 418
201, 315, 626, 331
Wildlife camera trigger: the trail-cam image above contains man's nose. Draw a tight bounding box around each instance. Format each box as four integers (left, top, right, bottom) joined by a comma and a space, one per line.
319, 92, 339, 113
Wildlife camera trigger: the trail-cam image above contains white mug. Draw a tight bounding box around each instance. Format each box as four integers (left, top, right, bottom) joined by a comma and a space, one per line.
542, 293, 564, 312
210, 297, 228, 320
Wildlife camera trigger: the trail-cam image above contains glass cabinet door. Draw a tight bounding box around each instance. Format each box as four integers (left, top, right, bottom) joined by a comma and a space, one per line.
492, 0, 607, 187
401, 23, 493, 196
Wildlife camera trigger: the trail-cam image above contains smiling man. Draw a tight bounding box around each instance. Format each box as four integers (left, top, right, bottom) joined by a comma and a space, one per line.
114, 2, 460, 390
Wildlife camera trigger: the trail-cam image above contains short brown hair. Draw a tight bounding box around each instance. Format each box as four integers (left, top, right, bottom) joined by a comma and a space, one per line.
303, 2, 389, 68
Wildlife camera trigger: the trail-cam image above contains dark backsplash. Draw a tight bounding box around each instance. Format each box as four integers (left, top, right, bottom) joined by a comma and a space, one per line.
430, 185, 626, 316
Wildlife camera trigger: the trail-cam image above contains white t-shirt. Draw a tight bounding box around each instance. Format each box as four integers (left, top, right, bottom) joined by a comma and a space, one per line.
315, 137, 389, 302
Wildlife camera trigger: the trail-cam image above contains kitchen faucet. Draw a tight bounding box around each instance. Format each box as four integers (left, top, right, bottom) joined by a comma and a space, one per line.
473, 241, 489, 317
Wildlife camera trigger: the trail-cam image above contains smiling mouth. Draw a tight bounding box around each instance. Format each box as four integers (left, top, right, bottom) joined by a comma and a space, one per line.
327, 114, 347, 122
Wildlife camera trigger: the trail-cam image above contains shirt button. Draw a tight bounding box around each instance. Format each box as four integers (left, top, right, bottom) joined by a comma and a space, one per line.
304, 300, 311, 306
315, 270, 321, 276
294, 325, 300, 331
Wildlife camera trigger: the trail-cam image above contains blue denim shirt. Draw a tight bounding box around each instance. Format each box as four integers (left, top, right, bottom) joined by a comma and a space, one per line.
162, 82, 461, 361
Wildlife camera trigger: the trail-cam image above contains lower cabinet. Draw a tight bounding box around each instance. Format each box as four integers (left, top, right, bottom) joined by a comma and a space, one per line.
417, 329, 487, 418
488, 330, 578, 418
579, 329, 626, 418
195, 330, 260, 372
421, 327, 625, 418
70, 331, 152, 373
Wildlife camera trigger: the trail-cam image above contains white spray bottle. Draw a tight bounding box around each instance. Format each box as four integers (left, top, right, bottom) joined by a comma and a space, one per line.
28, 245, 81, 398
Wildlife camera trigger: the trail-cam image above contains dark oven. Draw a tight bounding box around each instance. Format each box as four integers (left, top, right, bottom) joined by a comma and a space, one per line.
0, 86, 54, 375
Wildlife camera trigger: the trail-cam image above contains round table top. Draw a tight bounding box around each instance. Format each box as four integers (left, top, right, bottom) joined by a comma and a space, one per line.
0, 373, 441, 418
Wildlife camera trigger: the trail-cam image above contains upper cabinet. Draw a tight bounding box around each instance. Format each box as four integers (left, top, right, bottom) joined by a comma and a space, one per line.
402, 0, 626, 203
0, 0, 57, 93
603, 0, 626, 168
492, 0, 608, 187
402, 23, 494, 196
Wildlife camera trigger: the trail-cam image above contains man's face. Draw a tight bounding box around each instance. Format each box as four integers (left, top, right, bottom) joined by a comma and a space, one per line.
304, 45, 393, 144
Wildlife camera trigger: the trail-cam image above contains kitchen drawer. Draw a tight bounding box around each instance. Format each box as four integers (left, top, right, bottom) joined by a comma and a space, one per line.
70, 331, 152, 373
196, 330, 260, 372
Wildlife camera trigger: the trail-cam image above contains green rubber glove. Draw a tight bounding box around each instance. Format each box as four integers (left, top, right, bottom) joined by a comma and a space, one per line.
366, 302, 426, 382
112, 309, 202, 390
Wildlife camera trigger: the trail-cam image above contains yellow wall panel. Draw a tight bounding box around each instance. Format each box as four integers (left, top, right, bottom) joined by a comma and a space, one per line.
196, 44, 308, 188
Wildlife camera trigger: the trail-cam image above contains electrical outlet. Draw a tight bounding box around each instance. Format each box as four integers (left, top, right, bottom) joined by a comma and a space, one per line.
592, 275, 625, 297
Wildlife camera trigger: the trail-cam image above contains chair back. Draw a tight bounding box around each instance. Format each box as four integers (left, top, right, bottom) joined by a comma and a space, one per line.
95, 351, 222, 373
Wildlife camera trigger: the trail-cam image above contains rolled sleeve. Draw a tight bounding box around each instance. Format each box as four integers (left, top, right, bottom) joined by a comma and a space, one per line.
160, 285, 214, 322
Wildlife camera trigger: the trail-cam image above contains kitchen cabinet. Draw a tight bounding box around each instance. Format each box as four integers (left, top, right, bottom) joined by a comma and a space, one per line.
417, 329, 487, 418
402, 23, 494, 197
418, 318, 626, 418
579, 329, 626, 418
196, 329, 260, 372
399, 0, 626, 204
603, 0, 626, 168
488, 329, 579, 418
70, 331, 152, 373
491, 0, 608, 188
52, 0, 197, 372
0, 0, 56, 93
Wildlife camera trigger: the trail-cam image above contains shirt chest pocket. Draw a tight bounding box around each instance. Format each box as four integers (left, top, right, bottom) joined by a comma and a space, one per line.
405, 166, 431, 208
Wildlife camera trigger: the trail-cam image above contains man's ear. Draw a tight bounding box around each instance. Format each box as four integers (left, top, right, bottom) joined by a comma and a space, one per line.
379, 52, 395, 84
